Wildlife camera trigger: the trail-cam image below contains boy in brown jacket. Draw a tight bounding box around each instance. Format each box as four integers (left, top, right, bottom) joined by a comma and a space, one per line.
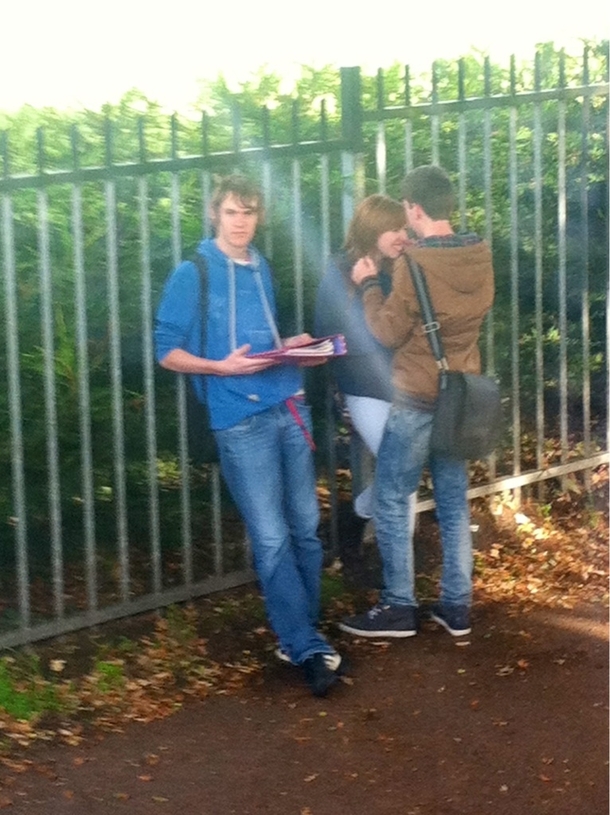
339, 165, 494, 638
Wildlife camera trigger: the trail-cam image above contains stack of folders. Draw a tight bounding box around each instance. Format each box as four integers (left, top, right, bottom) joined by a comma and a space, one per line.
248, 334, 347, 363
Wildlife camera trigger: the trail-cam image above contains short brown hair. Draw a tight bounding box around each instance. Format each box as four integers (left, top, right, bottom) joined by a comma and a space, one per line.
343, 194, 405, 264
210, 173, 265, 224
401, 165, 455, 220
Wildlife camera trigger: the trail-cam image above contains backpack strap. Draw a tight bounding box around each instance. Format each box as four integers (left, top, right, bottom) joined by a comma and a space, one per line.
191, 252, 209, 358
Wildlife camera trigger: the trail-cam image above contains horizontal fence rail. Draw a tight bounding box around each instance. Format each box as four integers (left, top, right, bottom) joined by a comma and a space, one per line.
0, 46, 608, 649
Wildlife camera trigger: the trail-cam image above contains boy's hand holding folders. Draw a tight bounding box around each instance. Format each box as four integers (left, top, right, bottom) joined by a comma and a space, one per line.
247, 334, 347, 366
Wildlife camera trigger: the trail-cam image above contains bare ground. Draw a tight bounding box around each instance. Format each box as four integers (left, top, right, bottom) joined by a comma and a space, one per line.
0, 492, 607, 815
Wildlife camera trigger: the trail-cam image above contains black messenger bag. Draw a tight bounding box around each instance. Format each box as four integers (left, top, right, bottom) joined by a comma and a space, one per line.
408, 259, 502, 460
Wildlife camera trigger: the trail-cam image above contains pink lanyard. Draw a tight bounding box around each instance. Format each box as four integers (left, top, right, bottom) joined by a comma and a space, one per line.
285, 397, 316, 452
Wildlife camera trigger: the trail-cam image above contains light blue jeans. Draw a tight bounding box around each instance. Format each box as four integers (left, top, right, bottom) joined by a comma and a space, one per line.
214, 399, 334, 665
374, 404, 473, 608
344, 394, 392, 519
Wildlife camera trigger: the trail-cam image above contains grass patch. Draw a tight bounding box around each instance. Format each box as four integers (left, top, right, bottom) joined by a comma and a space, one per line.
0, 655, 64, 721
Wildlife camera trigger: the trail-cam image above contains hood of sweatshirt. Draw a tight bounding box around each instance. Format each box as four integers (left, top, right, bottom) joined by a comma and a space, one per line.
196, 236, 261, 270
401, 241, 494, 326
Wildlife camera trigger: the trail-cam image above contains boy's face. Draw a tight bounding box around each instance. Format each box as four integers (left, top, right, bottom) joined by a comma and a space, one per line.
213, 193, 260, 257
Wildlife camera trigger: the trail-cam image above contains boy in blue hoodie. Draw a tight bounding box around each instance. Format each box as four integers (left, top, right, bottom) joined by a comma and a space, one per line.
155, 174, 345, 697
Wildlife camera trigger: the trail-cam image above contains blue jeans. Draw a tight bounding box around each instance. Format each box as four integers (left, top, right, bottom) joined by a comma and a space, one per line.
374, 404, 473, 608
214, 399, 334, 665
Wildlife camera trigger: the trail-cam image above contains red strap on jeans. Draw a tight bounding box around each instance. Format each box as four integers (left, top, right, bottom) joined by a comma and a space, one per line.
285, 397, 316, 452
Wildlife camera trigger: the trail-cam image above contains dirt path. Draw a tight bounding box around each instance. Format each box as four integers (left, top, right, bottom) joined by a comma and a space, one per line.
1, 600, 606, 815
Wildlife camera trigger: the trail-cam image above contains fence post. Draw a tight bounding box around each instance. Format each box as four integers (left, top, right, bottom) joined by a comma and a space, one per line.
339, 66, 374, 525
340, 67, 365, 233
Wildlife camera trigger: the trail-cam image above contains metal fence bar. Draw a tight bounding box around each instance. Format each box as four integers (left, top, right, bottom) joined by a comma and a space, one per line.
105, 176, 130, 603
71, 178, 98, 611
376, 121, 387, 194
557, 56, 569, 479
199, 168, 224, 579
482, 59, 497, 481
404, 67, 413, 174
415, 451, 610, 514
430, 62, 440, 165
36, 179, 64, 619
198, 129, 225, 581
361, 82, 609, 122
580, 51, 592, 487
292, 157, 304, 333
0, 567, 257, 651
138, 174, 162, 596
375, 69, 387, 193
291, 102, 305, 334
167, 118, 194, 590
319, 154, 331, 268
457, 60, 467, 232
261, 160, 273, 258
533, 54, 545, 495
1, 191, 31, 630
509, 60, 522, 503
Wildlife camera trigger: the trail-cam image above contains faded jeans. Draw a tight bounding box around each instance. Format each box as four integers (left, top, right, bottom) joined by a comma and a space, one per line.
214, 399, 334, 664
374, 403, 473, 608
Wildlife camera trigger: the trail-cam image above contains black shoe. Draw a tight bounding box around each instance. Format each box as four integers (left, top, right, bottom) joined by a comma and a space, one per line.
276, 647, 349, 674
339, 603, 418, 638
302, 653, 340, 697
428, 603, 471, 636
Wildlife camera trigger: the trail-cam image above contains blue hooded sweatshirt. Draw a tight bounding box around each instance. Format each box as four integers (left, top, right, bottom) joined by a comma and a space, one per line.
155, 238, 303, 430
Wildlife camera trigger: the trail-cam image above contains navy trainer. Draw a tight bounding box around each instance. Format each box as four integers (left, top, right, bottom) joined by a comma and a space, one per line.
338, 603, 418, 638
429, 603, 471, 636
302, 653, 340, 697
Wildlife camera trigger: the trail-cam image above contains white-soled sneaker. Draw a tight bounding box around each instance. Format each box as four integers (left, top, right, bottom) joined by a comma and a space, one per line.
339, 603, 418, 638
275, 647, 345, 674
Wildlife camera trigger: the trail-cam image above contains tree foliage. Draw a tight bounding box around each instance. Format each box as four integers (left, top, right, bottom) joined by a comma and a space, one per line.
0, 42, 607, 576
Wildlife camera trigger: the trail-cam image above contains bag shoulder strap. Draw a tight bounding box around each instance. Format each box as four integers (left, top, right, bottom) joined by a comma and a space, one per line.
406, 257, 449, 371
189, 252, 211, 403
190, 252, 208, 352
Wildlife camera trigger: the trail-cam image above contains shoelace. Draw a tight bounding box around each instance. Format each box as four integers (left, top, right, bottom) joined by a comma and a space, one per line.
368, 605, 387, 619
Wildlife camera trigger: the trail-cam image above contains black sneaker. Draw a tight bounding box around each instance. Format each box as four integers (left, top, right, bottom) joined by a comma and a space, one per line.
276, 648, 347, 675
338, 604, 418, 638
428, 603, 471, 636
302, 652, 340, 697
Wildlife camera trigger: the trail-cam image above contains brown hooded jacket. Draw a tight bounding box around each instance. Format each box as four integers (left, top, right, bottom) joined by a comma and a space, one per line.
360, 241, 495, 403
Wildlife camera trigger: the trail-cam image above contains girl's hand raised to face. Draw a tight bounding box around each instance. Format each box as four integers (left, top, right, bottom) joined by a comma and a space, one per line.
351, 255, 378, 286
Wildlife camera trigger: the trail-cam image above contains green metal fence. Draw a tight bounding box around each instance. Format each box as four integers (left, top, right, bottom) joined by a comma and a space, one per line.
0, 47, 608, 648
